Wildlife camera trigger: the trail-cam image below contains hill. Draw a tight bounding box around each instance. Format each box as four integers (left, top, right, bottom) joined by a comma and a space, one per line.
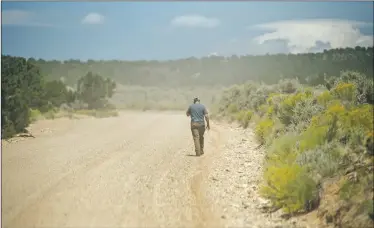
27, 46, 373, 87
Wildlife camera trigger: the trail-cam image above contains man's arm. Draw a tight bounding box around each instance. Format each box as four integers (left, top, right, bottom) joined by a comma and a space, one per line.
186, 106, 191, 117
204, 107, 210, 129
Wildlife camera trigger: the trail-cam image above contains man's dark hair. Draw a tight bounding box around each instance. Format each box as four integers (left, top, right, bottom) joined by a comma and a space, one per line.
193, 97, 200, 103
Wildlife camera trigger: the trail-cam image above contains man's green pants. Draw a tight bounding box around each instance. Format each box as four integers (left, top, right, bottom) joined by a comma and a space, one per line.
191, 122, 205, 156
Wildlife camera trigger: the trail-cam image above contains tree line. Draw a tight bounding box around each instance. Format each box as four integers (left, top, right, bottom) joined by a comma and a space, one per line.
29, 46, 373, 87
1, 55, 116, 138
2, 46, 373, 138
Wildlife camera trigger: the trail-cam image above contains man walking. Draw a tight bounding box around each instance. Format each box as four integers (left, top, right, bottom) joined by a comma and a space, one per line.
186, 97, 210, 156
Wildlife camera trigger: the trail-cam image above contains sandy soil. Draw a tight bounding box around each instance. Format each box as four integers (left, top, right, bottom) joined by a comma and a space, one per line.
2, 111, 314, 228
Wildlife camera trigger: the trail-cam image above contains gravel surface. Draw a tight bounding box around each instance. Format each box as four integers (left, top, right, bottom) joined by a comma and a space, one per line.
2, 111, 314, 228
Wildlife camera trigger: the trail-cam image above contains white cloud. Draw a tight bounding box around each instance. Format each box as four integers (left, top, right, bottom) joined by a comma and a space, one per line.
251, 19, 374, 54
2, 10, 52, 27
81, 13, 105, 25
208, 52, 219, 57
171, 15, 220, 28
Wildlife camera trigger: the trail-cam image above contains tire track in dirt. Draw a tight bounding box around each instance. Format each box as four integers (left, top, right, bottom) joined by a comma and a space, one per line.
4, 113, 165, 228
117, 116, 192, 227
190, 123, 225, 228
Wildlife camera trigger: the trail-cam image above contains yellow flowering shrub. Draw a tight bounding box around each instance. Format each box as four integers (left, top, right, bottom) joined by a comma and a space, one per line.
344, 104, 374, 133
317, 91, 333, 106
255, 118, 275, 143
278, 92, 313, 125
299, 102, 346, 152
266, 93, 282, 105
261, 164, 318, 214
266, 106, 275, 118
331, 82, 357, 102
258, 104, 269, 116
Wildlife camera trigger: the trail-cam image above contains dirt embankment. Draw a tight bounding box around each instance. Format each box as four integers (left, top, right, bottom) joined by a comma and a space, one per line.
2, 111, 315, 228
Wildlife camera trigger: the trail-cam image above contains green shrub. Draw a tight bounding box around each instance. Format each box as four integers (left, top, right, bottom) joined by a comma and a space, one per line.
278, 78, 301, 94
292, 97, 324, 130
266, 133, 299, 165
235, 110, 253, 128
44, 109, 57, 119
340, 179, 362, 201
278, 92, 313, 126
296, 142, 343, 179
1, 121, 16, 139
333, 71, 374, 104
29, 108, 42, 122
227, 103, 239, 114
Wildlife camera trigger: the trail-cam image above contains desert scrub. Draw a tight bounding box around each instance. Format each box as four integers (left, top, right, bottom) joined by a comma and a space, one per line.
299, 102, 348, 152
299, 125, 330, 153
296, 142, 343, 179
316, 91, 333, 107
257, 104, 269, 117
335, 104, 374, 148
365, 131, 374, 155
227, 103, 239, 114
266, 106, 275, 118
292, 97, 324, 130
278, 78, 301, 94
331, 82, 357, 103
334, 71, 374, 104
29, 108, 42, 122
43, 109, 58, 120
339, 175, 371, 202
264, 119, 286, 146
255, 118, 275, 144
267, 93, 286, 116
261, 163, 319, 214
345, 104, 374, 132
278, 92, 313, 126
235, 110, 253, 128
266, 133, 299, 165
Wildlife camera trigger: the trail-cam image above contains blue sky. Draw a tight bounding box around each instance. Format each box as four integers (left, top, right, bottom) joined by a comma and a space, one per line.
2, 1, 373, 61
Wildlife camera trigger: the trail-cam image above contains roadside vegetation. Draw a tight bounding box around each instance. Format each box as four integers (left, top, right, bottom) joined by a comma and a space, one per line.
1, 55, 117, 139
214, 70, 374, 227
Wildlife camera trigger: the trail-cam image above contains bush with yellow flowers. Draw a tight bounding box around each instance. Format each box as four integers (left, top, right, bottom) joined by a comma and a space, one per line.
214, 72, 373, 219
260, 163, 319, 214
316, 91, 334, 107
331, 82, 357, 103
255, 118, 275, 144
298, 102, 346, 152
278, 92, 313, 126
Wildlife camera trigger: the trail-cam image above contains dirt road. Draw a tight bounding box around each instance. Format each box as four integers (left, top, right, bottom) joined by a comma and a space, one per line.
2, 111, 311, 228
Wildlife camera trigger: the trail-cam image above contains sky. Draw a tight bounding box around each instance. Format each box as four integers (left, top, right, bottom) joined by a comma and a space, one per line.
1, 1, 373, 61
